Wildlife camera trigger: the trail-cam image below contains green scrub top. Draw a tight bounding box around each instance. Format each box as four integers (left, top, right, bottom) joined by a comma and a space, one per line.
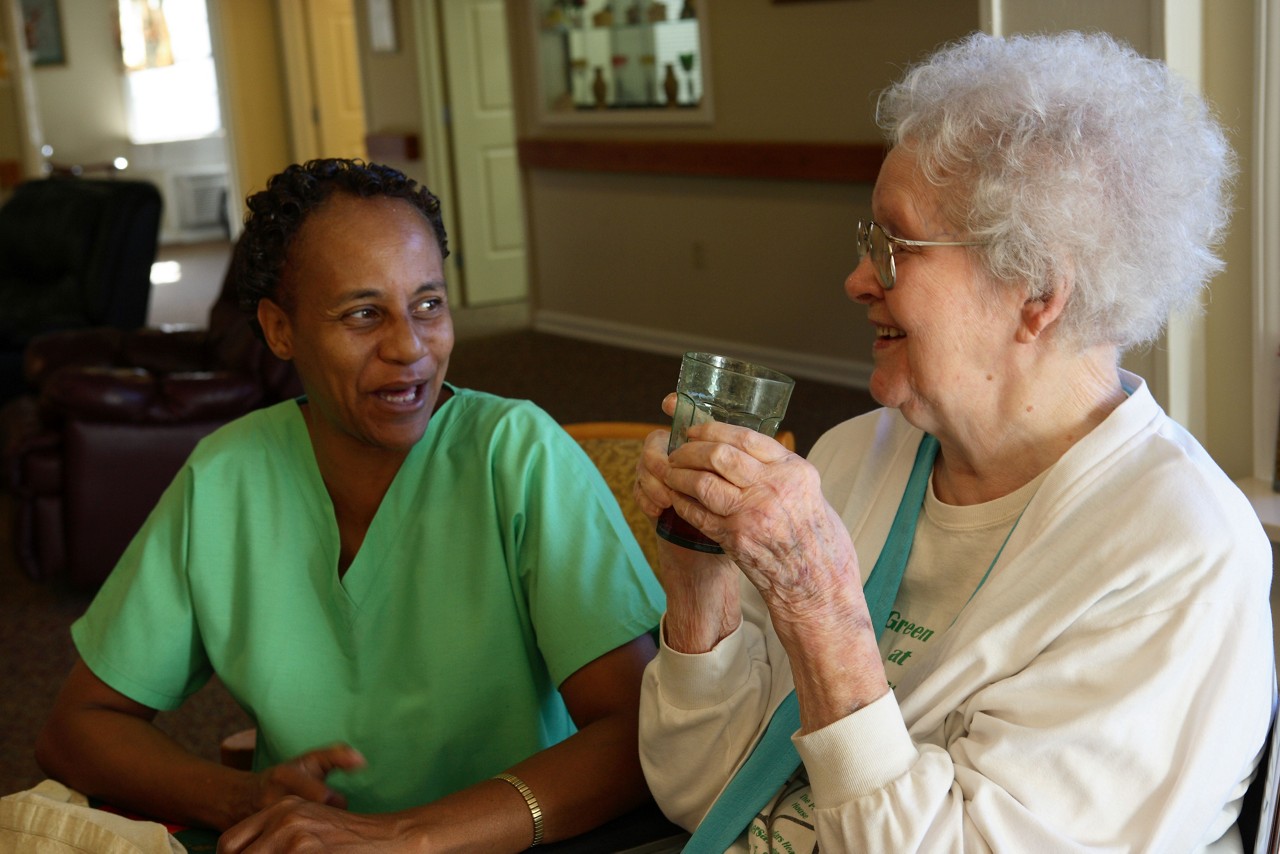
73, 387, 665, 812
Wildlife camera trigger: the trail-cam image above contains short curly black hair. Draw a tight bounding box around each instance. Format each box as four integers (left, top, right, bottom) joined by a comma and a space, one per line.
234, 158, 449, 339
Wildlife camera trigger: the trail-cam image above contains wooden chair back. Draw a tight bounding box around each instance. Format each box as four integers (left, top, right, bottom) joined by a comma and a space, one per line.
563, 421, 796, 578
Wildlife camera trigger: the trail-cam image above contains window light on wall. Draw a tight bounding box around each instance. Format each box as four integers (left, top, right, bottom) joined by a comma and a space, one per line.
118, 0, 222, 144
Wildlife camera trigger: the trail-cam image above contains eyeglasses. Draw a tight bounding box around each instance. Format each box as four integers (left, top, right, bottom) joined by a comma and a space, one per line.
856, 220, 988, 290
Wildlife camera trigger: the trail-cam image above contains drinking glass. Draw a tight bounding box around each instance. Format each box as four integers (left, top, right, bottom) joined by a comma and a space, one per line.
656, 352, 794, 553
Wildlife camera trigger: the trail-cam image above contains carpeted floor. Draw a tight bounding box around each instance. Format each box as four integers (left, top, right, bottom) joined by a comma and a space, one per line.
449, 331, 875, 458
0, 488, 258, 794
0, 329, 877, 795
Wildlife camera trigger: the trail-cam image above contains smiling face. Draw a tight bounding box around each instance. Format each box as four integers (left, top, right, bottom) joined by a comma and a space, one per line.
845, 146, 1025, 433
258, 193, 453, 463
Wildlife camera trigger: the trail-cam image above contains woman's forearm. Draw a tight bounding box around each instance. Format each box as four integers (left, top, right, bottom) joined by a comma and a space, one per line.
658, 547, 742, 654
768, 566, 889, 733
219, 638, 660, 852
36, 702, 255, 830
393, 708, 651, 851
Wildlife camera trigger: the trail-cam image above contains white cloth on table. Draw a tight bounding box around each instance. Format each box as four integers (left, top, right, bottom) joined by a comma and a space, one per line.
0, 780, 185, 854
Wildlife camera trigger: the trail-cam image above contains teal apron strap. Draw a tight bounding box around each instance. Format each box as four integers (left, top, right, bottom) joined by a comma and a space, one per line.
682, 434, 939, 854
862, 435, 939, 634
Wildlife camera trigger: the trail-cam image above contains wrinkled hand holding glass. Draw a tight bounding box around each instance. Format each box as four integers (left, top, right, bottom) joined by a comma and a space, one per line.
657, 352, 794, 552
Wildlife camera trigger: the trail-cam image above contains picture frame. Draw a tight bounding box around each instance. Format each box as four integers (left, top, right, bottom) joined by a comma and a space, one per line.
20, 0, 65, 66
367, 0, 397, 53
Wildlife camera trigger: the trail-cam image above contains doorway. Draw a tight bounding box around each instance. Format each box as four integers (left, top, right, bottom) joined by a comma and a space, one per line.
278, 0, 369, 162
435, 0, 528, 306
278, 0, 527, 309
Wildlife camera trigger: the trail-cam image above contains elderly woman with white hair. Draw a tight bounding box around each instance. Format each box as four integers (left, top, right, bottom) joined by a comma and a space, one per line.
634, 30, 1273, 852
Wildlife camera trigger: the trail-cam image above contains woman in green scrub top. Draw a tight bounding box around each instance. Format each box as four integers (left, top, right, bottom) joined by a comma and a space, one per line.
36, 159, 666, 852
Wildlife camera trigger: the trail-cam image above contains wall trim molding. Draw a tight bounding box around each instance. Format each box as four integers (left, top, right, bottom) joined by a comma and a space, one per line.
532, 309, 874, 391
517, 138, 886, 183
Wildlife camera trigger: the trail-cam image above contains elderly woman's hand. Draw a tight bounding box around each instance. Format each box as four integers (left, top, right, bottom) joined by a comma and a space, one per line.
633, 395, 744, 652
637, 402, 885, 724
663, 421, 861, 606
632, 416, 677, 525
662, 421, 887, 729
637, 391, 870, 627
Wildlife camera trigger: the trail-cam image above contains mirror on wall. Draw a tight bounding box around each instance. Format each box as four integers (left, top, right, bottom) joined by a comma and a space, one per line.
533, 0, 712, 124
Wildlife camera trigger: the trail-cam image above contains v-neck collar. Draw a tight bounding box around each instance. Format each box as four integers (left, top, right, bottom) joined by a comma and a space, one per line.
279, 387, 461, 613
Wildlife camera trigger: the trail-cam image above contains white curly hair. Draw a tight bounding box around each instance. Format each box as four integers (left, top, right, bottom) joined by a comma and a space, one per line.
876, 30, 1236, 351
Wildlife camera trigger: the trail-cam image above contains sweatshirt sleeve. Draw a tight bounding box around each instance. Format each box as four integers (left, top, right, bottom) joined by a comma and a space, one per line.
639, 580, 792, 832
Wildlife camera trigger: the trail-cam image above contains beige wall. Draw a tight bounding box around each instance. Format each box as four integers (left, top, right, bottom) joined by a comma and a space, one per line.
355, 0, 428, 183
511, 0, 980, 384
28, 0, 128, 165
994, 0, 1258, 477
213, 0, 291, 210
529, 168, 869, 363
26, 0, 235, 240
1000, 0, 1156, 51
693, 1, 963, 143
510, 0, 1263, 478
1202, 0, 1256, 478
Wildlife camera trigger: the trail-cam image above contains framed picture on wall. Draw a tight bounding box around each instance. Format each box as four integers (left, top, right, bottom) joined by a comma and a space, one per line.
20, 0, 66, 66
367, 0, 397, 53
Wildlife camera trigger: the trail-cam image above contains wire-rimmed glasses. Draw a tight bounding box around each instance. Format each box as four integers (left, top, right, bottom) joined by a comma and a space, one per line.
856, 220, 988, 290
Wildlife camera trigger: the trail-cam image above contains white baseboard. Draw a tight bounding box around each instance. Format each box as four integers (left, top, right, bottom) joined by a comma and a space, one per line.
533, 310, 874, 390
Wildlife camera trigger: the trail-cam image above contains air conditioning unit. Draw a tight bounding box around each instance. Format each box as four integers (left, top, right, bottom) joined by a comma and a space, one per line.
171, 170, 228, 234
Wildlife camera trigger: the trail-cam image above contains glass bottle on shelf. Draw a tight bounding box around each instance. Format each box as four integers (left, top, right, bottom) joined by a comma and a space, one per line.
571, 57, 589, 105
592, 66, 608, 108
640, 53, 656, 103
663, 63, 678, 106
678, 51, 696, 104
612, 54, 629, 104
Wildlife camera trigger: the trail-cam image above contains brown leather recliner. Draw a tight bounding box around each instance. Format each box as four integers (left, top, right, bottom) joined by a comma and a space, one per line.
1, 253, 301, 590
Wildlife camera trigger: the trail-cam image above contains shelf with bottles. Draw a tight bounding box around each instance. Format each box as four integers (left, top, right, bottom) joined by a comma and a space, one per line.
540, 19, 694, 35
539, 0, 695, 32
572, 53, 698, 110
533, 0, 709, 123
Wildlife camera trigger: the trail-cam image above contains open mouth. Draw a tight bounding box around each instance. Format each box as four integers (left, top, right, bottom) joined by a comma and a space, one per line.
376, 383, 425, 405
875, 325, 905, 340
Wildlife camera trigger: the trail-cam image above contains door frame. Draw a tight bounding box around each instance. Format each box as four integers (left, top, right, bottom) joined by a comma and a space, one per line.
1253, 0, 1280, 481
1, 0, 46, 181
411, 0, 468, 299
277, 0, 322, 163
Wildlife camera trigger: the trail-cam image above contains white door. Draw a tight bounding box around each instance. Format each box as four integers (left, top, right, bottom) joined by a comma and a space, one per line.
440, 0, 527, 305
306, 0, 368, 159
278, 0, 367, 162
